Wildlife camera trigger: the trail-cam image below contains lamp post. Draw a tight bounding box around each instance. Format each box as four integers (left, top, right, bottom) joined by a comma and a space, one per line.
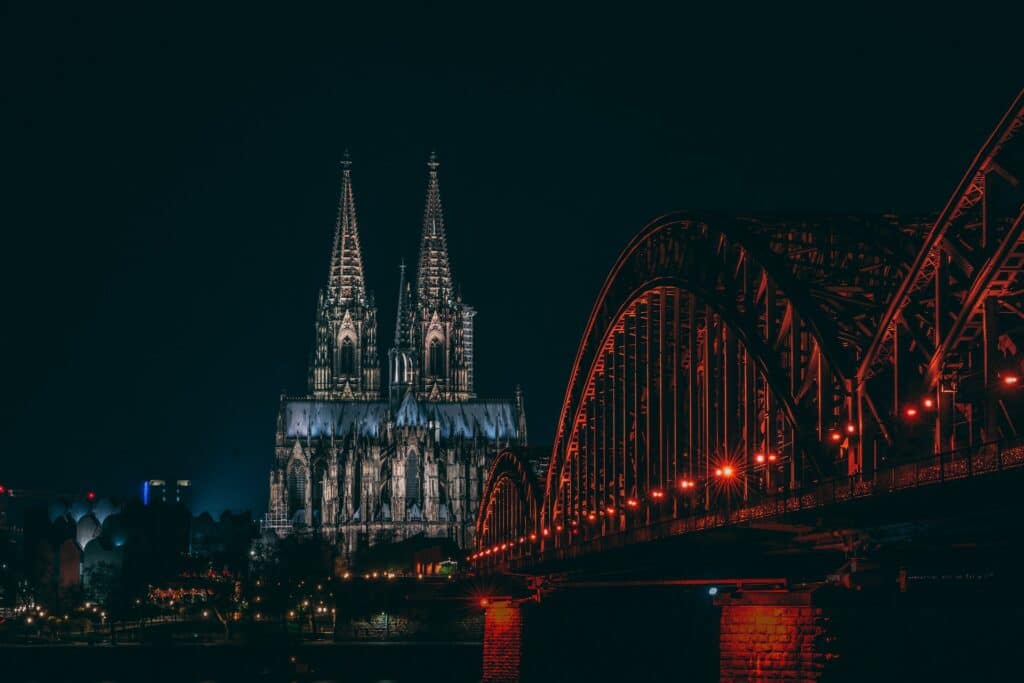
715, 465, 735, 521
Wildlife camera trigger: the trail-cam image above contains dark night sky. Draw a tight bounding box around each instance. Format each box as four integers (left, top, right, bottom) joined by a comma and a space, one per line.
2, 4, 1021, 515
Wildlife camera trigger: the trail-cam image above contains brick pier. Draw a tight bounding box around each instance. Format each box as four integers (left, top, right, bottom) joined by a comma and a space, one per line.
715, 589, 828, 682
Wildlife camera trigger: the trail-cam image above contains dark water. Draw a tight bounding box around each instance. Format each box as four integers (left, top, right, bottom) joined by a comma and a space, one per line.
0, 642, 483, 683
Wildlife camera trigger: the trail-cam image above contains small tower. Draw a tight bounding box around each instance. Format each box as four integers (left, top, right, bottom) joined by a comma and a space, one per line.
388, 261, 415, 408
309, 152, 381, 400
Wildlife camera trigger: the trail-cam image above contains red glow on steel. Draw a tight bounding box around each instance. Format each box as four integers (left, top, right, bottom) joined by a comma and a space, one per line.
480, 599, 489, 608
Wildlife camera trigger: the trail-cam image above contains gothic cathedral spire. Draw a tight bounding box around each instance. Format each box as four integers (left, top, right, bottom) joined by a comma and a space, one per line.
309, 152, 380, 400
405, 152, 476, 402
327, 151, 367, 306
415, 151, 454, 309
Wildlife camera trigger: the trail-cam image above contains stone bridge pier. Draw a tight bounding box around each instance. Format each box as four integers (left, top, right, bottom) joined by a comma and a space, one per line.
482, 582, 1024, 682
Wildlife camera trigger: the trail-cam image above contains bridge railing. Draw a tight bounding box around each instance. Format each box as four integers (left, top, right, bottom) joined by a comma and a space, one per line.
479, 437, 1024, 571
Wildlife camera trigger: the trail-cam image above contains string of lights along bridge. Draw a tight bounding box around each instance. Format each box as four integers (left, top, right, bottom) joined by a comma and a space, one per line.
473, 88, 1024, 568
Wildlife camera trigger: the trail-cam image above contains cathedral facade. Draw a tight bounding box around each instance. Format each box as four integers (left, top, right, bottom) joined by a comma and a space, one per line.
265, 153, 526, 553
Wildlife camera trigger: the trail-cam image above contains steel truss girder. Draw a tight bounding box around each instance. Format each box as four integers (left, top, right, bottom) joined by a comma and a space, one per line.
541, 214, 871, 530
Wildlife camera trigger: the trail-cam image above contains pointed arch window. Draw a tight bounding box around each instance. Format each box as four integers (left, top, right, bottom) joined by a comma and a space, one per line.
429, 338, 444, 378
339, 337, 355, 376
287, 461, 308, 515
406, 450, 422, 513
311, 460, 326, 525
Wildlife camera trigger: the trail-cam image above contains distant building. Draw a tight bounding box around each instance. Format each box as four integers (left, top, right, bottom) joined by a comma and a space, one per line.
144, 480, 192, 509
265, 154, 527, 553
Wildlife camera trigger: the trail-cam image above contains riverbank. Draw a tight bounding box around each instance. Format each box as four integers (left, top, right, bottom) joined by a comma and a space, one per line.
0, 640, 483, 682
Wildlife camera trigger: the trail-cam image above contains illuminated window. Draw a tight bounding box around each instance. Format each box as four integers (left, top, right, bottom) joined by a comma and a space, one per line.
429, 338, 443, 377
339, 337, 355, 376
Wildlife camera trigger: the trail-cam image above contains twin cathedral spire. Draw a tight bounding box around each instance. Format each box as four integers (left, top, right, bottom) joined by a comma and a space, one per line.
309, 152, 475, 403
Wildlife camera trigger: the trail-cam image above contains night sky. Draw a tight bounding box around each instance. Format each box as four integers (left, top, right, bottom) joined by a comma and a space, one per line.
3, 4, 1021, 515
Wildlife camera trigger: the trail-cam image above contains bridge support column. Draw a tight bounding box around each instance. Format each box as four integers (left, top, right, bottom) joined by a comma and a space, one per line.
715, 589, 829, 683
482, 598, 523, 683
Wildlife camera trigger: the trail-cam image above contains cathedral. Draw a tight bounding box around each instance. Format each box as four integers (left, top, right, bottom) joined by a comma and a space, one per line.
264, 153, 526, 553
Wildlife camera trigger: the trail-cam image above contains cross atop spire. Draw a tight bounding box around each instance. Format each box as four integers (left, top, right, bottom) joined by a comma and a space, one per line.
327, 152, 366, 305
416, 151, 453, 308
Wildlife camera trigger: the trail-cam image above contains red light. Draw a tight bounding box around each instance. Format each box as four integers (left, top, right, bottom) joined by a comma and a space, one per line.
87, 491, 96, 501
555, 525, 564, 532
722, 466, 734, 477
626, 498, 639, 508
542, 528, 550, 537
768, 453, 777, 462
922, 397, 935, 409
480, 599, 489, 608
501, 543, 507, 550
830, 431, 842, 443
587, 512, 597, 522
714, 468, 723, 477
519, 536, 525, 543
679, 479, 695, 490
905, 406, 918, 418
845, 423, 856, 435
651, 489, 664, 499
529, 533, 538, 541
605, 505, 616, 515
1005, 375, 1019, 386
755, 453, 765, 464
0, 485, 5, 495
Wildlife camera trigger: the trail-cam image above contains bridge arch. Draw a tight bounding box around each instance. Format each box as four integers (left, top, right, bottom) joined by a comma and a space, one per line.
541, 212, 915, 538
471, 88, 1024, 567
475, 448, 542, 558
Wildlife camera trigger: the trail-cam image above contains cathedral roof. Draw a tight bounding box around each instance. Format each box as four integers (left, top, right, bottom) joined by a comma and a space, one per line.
283, 395, 520, 441
284, 400, 390, 439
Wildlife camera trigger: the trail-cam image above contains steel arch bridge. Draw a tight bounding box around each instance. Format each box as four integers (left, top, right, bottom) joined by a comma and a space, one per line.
472, 89, 1024, 569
